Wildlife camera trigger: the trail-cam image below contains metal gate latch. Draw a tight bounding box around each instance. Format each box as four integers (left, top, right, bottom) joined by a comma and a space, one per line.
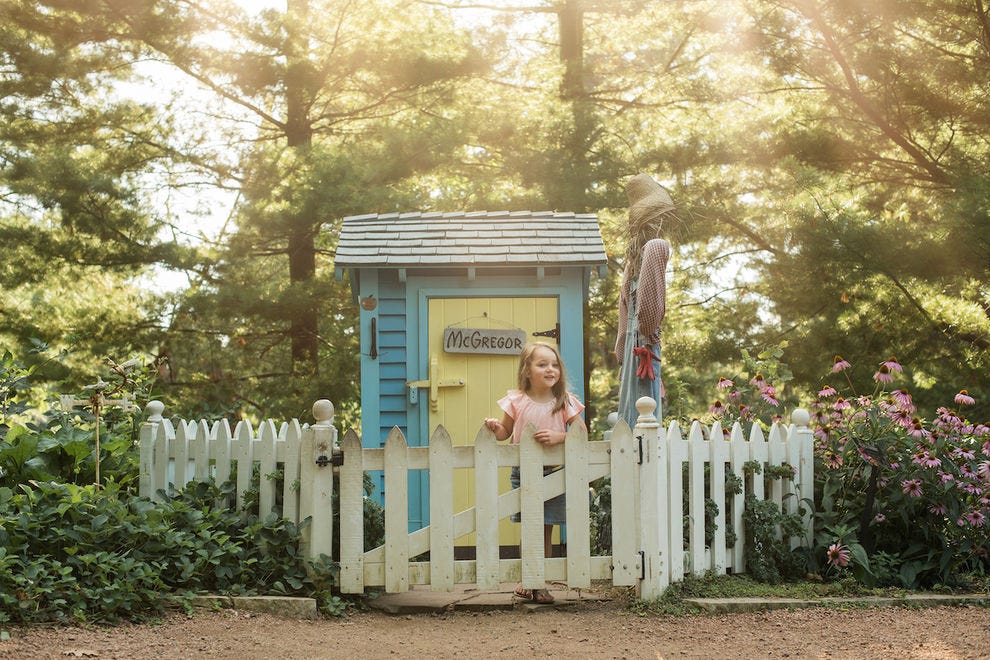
406, 355, 464, 411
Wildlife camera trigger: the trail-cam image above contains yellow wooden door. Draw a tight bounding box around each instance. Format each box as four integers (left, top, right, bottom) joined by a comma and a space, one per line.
427, 297, 559, 549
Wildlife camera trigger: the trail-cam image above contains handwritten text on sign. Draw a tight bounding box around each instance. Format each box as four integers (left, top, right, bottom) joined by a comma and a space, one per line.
443, 327, 526, 355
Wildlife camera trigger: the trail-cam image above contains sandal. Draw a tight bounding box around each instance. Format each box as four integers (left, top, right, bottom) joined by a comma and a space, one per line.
513, 586, 532, 599
533, 588, 555, 604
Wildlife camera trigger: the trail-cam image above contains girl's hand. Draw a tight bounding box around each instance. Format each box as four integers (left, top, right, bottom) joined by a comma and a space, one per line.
485, 417, 512, 441
533, 429, 565, 445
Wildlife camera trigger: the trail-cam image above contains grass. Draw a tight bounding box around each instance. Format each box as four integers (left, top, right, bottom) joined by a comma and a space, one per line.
628, 571, 990, 616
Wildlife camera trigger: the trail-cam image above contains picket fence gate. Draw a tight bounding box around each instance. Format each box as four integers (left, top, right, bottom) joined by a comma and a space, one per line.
139, 397, 814, 599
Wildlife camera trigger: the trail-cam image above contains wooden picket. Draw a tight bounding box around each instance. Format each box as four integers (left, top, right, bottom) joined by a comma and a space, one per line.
138, 408, 306, 526
138, 397, 815, 598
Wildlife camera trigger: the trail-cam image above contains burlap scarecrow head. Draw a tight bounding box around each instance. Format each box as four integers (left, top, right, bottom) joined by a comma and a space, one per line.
626, 173, 675, 229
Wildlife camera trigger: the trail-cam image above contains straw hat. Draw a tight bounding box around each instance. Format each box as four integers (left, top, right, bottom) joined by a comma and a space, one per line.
626, 173, 675, 223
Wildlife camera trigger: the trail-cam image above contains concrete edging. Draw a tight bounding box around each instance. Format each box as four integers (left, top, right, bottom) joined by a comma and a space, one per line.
683, 593, 990, 614
188, 595, 318, 619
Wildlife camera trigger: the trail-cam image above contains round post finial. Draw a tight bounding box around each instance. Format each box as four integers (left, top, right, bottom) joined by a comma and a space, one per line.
791, 408, 810, 427
635, 396, 657, 418
635, 396, 659, 428
145, 400, 165, 422
313, 399, 335, 426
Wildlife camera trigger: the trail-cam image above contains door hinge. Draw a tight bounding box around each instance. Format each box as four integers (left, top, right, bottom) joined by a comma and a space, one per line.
533, 323, 560, 342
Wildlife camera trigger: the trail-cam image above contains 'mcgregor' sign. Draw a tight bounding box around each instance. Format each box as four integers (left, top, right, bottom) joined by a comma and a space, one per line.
443, 327, 526, 355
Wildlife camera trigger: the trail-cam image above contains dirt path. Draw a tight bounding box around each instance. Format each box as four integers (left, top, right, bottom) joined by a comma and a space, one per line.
5, 599, 990, 659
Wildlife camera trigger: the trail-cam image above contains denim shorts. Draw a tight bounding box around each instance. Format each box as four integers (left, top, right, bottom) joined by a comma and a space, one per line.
510, 465, 566, 525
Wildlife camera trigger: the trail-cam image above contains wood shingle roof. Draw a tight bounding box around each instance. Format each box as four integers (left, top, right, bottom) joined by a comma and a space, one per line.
335, 211, 607, 268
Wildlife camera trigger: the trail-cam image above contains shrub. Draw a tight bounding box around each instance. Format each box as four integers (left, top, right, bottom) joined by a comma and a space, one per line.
812, 356, 989, 588
0, 479, 333, 625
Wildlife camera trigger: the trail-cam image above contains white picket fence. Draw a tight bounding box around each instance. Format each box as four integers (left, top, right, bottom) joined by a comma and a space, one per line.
138, 397, 814, 598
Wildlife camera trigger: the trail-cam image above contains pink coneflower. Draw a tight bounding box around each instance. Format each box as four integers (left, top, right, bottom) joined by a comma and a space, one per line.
750, 372, 767, 390
937, 471, 955, 484
818, 385, 837, 398
954, 390, 976, 406
834, 397, 851, 411
873, 365, 895, 384
832, 355, 851, 373
930, 502, 948, 515
889, 408, 913, 427
814, 425, 832, 442
882, 356, 903, 372
977, 461, 990, 482
761, 386, 780, 407
960, 463, 976, 478
935, 408, 962, 431
873, 513, 886, 523
891, 389, 913, 408
728, 389, 742, 401
709, 400, 726, 415
983, 440, 990, 457
717, 377, 734, 390
901, 479, 923, 497
826, 542, 851, 568
962, 482, 984, 495
911, 450, 941, 468
974, 424, 989, 438
908, 419, 929, 439
963, 511, 986, 527
823, 452, 843, 469
952, 447, 976, 460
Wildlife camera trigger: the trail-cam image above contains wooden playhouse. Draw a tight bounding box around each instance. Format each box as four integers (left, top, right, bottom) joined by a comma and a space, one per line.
334, 210, 607, 551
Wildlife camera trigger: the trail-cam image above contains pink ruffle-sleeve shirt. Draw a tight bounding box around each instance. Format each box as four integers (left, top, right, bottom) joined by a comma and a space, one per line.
496, 390, 585, 444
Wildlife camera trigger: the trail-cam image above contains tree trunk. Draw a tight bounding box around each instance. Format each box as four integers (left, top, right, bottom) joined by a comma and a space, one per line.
285, 0, 319, 375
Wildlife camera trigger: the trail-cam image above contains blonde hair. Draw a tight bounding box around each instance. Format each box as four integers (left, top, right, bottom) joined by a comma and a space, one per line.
516, 341, 569, 412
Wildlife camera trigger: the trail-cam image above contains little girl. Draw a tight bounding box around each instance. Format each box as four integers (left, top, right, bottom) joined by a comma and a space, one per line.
484, 341, 585, 604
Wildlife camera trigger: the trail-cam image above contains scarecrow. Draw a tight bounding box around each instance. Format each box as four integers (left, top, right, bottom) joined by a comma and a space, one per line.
615, 173, 677, 430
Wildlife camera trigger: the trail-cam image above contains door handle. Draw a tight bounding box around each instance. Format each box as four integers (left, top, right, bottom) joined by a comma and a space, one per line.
406, 356, 464, 411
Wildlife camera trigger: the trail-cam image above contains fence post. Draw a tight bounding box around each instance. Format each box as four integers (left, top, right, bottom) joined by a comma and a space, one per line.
309, 399, 337, 561
791, 408, 815, 547
635, 396, 667, 599
139, 400, 164, 499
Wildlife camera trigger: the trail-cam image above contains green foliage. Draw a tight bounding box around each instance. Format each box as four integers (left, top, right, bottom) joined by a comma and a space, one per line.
0, 351, 162, 490
0, 479, 333, 625
741, 494, 809, 584
589, 477, 612, 556
811, 357, 990, 588
0, 349, 34, 438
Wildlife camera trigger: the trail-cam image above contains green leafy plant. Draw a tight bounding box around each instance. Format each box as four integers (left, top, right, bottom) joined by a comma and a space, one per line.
0, 478, 340, 624
812, 356, 989, 588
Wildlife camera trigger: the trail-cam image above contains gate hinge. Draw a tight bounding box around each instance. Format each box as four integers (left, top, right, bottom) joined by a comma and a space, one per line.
639, 550, 646, 580
636, 435, 644, 464
532, 323, 560, 342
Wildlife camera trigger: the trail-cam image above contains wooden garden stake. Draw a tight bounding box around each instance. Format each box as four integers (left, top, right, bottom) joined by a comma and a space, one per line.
59, 358, 140, 487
